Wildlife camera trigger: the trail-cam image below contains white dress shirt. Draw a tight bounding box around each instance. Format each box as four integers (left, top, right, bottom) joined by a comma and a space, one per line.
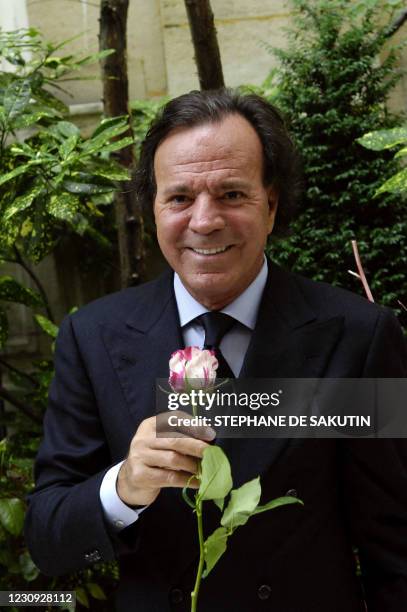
99, 257, 268, 531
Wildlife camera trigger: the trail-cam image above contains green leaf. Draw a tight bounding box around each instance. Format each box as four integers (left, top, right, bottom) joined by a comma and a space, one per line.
34, 314, 58, 338
213, 497, 225, 512
59, 133, 79, 160
75, 587, 89, 608
59, 601, 76, 612
82, 135, 134, 157
62, 180, 113, 195
22, 209, 56, 262
34, 88, 68, 116
85, 582, 106, 600
0, 164, 31, 187
3, 183, 43, 221
90, 115, 129, 142
0, 306, 8, 348
375, 167, 407, 195
19, 551, 40, 581
71, 212, 89, 236
0, 216, 20, 250
198, 446, 233, 502
75, 48, 115, 66
221, 477, 261, 531
89, 160, 130, 181
83, 225, 111, 249
4, 78, 31, 119
202, 526, 228, 578
100, 135, 134, 153
0, 276, 43, 307
0, 498, 25, 536
357, 127, 407, 151
394, 147, 407, 159
46, 192, 80, 223
90, 192, 114, 206
252, 496, 304, 516
55, 121, 80, 139
12, 110, 58, 130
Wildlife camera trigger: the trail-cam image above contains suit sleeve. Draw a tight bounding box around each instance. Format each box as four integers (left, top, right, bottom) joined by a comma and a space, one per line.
24, 315, 140, 576
340, 309, 407, 612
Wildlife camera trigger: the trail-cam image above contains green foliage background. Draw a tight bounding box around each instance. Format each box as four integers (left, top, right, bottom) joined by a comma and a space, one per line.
0, 28, 129, 610
262, 0, 407, 321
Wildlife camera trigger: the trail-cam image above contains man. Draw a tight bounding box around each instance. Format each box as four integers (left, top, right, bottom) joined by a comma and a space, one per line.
25, 89, 407, 611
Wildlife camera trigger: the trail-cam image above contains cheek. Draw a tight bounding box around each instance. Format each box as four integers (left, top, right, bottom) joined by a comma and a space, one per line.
237, 210, 271, 242
156, 213, 187, 249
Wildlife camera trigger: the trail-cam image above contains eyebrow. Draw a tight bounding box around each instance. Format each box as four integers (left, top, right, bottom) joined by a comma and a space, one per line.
162, 179, 250, 197
162, 184, 191, 197
217, 179, 250, 190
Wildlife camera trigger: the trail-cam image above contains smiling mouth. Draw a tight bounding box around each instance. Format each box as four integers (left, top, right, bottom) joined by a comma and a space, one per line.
189, 245, 232, 255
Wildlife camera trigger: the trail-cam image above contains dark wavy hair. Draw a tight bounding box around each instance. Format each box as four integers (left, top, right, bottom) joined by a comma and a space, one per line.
135, 88, 303, 235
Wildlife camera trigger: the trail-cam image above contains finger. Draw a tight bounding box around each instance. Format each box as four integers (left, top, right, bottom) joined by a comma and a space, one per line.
142, 448, 199, 475
156, 410, 216, 441
150, 435, 210, 459
133, 465, 200, 490
154, 468, 200, 489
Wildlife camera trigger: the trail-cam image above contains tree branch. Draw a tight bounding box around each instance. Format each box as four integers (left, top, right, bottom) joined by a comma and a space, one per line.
13, 246, 55, 323
0, 357, 38, 388
184, 0, 225, 90
99, 0, 145, 288
0, 386, 42, 425
384, 8, 407, 39
349, 240, 374, 303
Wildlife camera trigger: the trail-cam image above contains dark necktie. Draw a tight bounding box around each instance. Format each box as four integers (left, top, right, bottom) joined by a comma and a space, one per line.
197, 311, 236, 379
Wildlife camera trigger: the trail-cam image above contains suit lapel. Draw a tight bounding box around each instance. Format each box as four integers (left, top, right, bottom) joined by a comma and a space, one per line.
241, 260, 342, 378
101, 269, 183, 433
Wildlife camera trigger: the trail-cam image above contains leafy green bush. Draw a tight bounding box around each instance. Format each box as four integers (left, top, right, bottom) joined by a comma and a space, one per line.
130, 97, 168, 156
262, 0, 406, 320
0, 28, 134, 609
0, 28, 131, 344
357, 125, 407, 196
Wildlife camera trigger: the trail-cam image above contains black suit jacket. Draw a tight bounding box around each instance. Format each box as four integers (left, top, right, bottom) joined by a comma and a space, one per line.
24, 262, 407, 612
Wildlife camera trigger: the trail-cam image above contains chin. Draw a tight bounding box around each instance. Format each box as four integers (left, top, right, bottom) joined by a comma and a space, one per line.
186, 272, 237, 303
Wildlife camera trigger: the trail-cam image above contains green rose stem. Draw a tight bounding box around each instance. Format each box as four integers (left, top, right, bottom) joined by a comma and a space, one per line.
182, 444, 304, 612
182, 459, 205, 611
185, 379, 205, 611
191, 497, 204, 612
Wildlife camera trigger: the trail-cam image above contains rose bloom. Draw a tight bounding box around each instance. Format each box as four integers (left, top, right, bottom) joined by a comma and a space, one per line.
169, 346, 218, 391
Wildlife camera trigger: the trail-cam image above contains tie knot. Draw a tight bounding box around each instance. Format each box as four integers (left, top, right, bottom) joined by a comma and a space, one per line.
197, 311, 236, 349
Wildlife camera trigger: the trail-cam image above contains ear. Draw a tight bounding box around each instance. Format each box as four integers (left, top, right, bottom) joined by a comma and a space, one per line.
266, 186, 279, 234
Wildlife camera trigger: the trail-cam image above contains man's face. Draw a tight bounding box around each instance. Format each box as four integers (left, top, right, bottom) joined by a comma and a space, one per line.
153, 113, 278, 310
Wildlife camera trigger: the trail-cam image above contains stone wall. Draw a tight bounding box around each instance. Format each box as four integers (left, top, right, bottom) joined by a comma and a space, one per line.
25, 0, 406, 109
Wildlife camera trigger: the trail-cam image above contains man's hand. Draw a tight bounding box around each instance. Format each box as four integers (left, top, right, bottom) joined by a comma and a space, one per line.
116, 412, 216, 507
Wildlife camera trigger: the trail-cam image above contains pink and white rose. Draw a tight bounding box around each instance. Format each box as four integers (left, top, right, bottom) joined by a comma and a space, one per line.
169, 346, 218, 391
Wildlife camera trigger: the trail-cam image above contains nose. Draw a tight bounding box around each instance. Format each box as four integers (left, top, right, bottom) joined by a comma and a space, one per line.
188, 193, 226, 235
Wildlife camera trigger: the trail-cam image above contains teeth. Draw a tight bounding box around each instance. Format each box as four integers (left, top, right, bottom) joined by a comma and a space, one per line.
192, 246, 229, 255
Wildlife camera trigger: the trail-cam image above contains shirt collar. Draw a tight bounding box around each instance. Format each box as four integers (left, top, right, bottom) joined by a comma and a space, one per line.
173, 255, 268, 330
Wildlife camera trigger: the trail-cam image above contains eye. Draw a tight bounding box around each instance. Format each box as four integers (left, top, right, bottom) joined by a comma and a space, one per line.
171, 194, 190, 204
223, 191, 244, 201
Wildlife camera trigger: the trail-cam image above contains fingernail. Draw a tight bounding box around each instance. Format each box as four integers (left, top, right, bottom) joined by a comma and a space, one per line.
204, 427, 216, 440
